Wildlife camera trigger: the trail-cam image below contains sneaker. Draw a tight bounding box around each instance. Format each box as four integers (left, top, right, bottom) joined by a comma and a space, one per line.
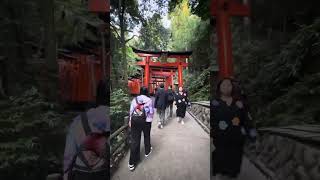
145, 147, 153, 157
181, 120, 185, 125
177, 118, 180, 122
158, 122, 162, 129
160, 125, 163, 129
128, 163, 135, 171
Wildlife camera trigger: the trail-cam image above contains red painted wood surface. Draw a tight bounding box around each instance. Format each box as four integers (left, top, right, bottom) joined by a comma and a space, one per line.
128, 79, 141, 95
58, 53, 103, 104
210, 0, 250, 78
88, 0, 110, 13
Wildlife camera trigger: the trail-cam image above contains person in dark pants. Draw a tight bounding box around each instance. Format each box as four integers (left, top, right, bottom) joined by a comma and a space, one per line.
154, 83, 168, 129
128, 87, 154, 171
63, 80, 110, 180
211, 78, 250, 180
166, 85, 175, 118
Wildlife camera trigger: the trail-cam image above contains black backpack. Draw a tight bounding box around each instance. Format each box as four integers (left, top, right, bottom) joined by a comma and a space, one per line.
167, 91, 174, 102
131, 97, 146, 122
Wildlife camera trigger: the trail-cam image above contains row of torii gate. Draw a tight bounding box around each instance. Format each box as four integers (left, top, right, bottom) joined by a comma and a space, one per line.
87, 0, 250, 95
128, 48, 192, 94
129, 0, 250, 95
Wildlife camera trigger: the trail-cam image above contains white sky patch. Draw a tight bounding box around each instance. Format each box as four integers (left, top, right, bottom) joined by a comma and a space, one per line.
162, 15, 171, 29
130, 24, 142, 37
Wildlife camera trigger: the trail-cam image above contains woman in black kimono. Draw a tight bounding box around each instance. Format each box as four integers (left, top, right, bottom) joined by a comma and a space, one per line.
211, 78, 249, 179
175, 86, 189, 125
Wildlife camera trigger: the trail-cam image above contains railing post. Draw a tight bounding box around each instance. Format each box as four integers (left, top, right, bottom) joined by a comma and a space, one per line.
124, 116, 128, 125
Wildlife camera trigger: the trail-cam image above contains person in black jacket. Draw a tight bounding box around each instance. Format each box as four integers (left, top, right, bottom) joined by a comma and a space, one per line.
166, 85, 175, 118
154, 83, 167, 129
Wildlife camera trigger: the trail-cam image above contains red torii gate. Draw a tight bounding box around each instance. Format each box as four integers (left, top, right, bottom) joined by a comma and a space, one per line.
132, 48, 192, 92
210, 0, 250, 78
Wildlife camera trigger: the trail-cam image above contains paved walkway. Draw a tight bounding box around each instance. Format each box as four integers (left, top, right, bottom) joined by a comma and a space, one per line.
112, 106, 267, 180
211, 157, 267, 180
112, 108, 210, 180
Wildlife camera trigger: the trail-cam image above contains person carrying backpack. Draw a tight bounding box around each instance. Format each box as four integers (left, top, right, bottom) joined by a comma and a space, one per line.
63, 80, 110, 180
128, 87, 154, 171
166, 85, 175, 118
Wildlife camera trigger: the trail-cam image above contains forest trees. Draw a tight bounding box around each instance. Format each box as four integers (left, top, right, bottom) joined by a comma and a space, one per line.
137, 13, 170, 51
110, 0, 142, 88
0, 1, 108, 179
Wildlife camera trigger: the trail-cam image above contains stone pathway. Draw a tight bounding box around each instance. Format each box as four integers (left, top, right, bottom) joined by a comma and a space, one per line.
112, 106, 267, 180
112, 108, 210, 180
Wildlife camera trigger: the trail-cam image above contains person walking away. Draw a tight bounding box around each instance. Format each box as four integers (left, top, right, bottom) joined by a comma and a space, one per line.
63, 80, 110, 180
175, 86, 189, 125
128, 87, 154, 171
211, 78, 250, 179
167, 85, 175, 118
154, 83, 167, 129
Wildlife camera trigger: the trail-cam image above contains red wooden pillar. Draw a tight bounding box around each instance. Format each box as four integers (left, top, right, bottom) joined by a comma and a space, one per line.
211, 0, 250, 79
88, 0, 110, 12
165, 76, 171, 90
178, 58, 183, 87
144, 56, 150, 88
216, 4, 233, 78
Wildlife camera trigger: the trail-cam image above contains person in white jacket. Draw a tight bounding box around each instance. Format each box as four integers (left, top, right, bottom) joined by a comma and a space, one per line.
128, 86, 154, 171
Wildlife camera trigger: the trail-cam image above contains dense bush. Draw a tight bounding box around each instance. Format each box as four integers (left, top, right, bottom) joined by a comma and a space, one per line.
110, 88, 131, 133
185, 68, 210, 101
234, 18, 320, 127
0, 87, 70, 180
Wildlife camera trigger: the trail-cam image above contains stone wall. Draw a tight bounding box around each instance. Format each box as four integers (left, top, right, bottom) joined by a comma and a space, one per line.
188, 102, 210, 133
245, 125, 320, 180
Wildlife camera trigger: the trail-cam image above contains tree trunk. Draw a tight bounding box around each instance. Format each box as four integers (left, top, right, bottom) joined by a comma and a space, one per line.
40, 0, 58, 101
119, 0, 128, 87
0, 61, 6, 98
243, 0, 251, 43
4, 4, 20, 96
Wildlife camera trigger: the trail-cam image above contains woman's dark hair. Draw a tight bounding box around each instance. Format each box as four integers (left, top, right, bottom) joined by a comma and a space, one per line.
96, 79, 110, 106
140, 86, 149, 96
216, 78, 235, 98
159, 83, 164, 88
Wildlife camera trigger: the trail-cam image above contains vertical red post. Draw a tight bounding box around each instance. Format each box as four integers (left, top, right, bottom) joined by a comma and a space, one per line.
211, 0, 250, 79
88, 0, 110, 12
216, 0, 233, 78
170, 70, 173, 87
178, 58, 183, 87
144, 56, 150, 88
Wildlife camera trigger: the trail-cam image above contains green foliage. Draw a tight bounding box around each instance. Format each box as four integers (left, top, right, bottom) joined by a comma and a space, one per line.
111, 89, 130, 132
0, 87, 69, 180
137, 13, 170, 51
55, 0, 103, 47
233, 18, 320, 127
256, 73, 320, 127
169, 0, 202, 51
185, 68, 210, 101
127, 46, 142, 77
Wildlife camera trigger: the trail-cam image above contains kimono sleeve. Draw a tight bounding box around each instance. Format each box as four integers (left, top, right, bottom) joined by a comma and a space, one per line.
210, 99, 220, 138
